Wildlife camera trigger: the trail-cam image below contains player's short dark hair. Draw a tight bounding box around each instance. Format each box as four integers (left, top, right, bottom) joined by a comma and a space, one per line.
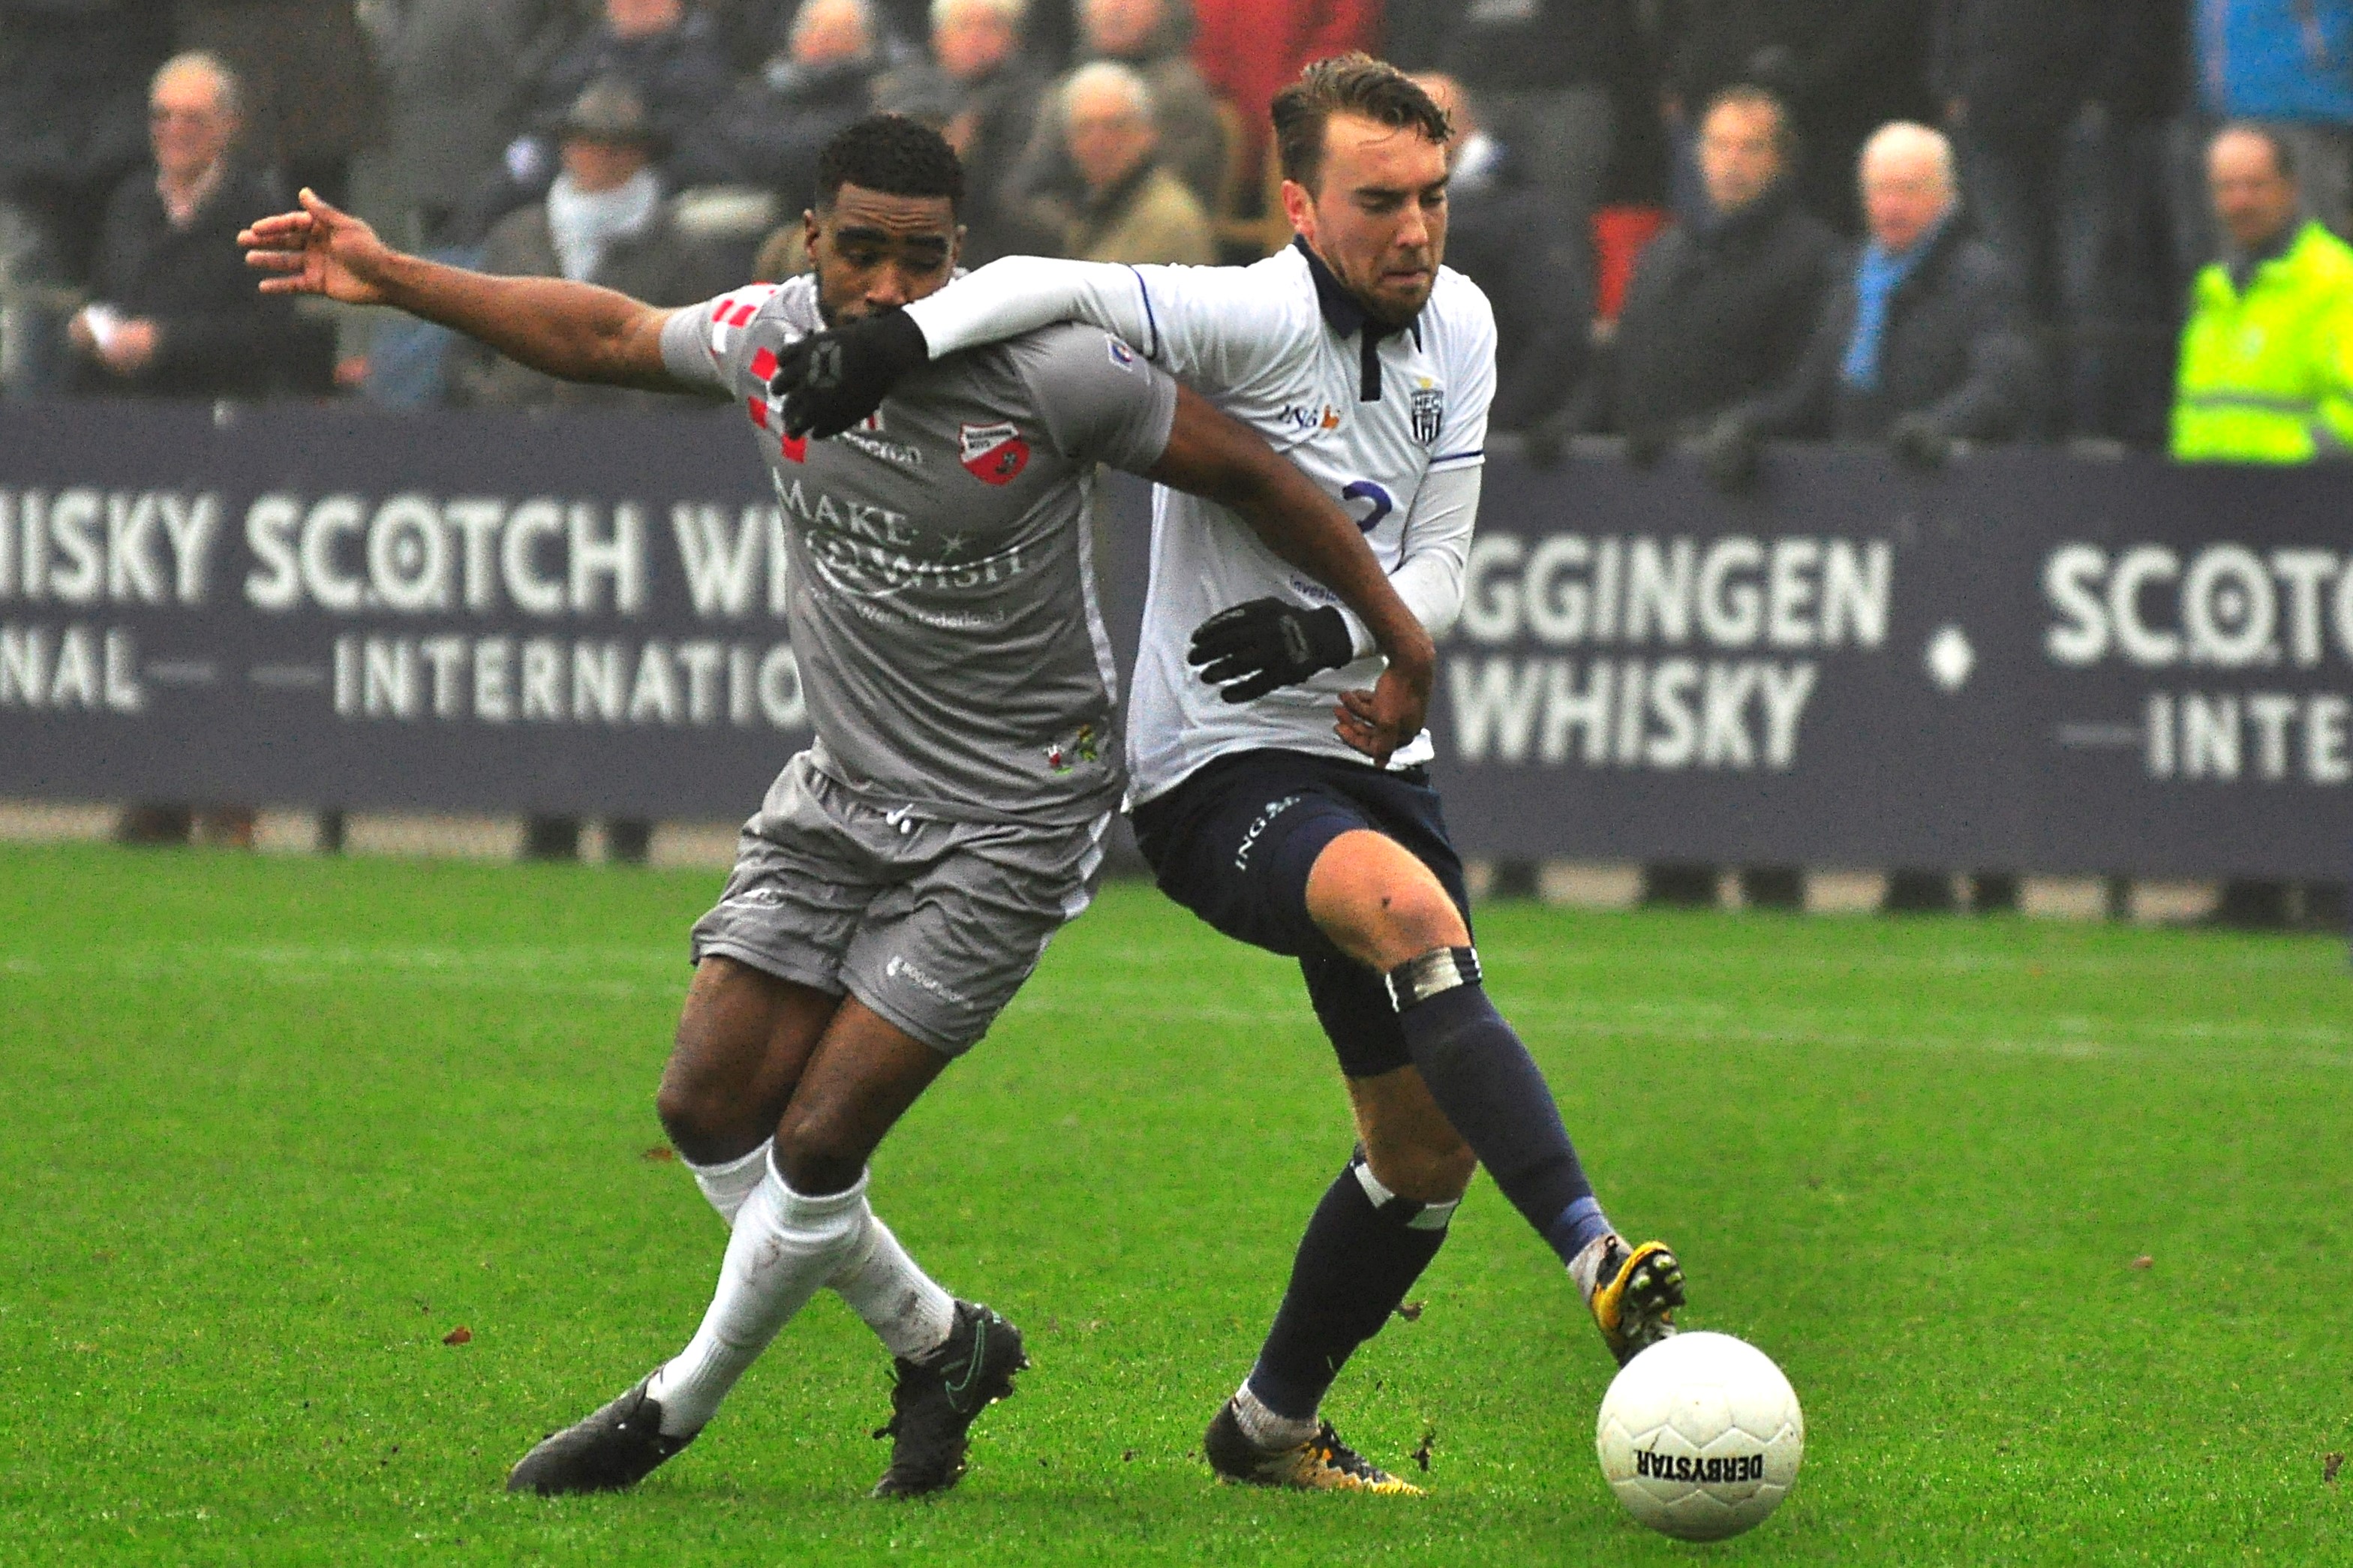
816, 114, 966, 212
1272, 53, 1451, 194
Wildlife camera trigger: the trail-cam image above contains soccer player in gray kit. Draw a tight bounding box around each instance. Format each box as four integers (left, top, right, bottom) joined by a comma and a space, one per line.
771, 58, 1686, 1493
242, 115, 1436, 1499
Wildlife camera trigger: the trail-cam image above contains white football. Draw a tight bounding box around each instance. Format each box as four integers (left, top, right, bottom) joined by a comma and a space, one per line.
1594, 1331, 1805, 1541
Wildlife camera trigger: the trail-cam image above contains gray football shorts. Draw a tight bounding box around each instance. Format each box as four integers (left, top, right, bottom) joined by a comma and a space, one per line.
689, 753, 1113, 1055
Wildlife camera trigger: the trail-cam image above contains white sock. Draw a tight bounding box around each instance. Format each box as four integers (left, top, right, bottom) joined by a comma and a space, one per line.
646, 1161, 873, 1436
1232, 1380, 1318, 1450
828, 1212, 956, 1361
685, 1140, 772, 1227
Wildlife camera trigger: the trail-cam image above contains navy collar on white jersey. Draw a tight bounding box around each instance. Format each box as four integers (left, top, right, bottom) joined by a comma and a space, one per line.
1293, 236, 1423, 403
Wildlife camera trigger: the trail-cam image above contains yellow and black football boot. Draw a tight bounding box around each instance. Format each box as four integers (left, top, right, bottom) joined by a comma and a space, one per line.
1585, 1236, 1685, 1366
1204, 1401, 1423, 1494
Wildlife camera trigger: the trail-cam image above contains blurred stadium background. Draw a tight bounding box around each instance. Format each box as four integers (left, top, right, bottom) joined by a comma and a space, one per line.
5, 11, 2352, 1560
2, 2, 2347, 927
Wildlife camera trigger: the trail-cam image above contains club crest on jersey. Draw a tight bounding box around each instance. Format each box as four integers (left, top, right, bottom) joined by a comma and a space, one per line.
959, 420, 1030, 485
1043, 722, 1101, 775
1107, 337, 1137, 368
1411, 380, 1446, 446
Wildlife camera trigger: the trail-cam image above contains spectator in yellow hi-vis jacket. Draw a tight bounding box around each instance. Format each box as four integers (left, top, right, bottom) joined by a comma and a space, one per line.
2174, 124, 2353, 462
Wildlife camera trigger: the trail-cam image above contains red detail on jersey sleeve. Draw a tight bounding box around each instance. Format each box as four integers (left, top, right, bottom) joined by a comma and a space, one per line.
747, 395, 769, 429
749, 346, 779, 383
781, 431, 807, 463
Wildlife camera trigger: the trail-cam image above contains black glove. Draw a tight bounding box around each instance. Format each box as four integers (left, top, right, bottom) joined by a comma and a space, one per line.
770, 308, 929, 439
1889, 413, 1954, 470
1697, 414, 1761, 494
1188, 598, 1356, 703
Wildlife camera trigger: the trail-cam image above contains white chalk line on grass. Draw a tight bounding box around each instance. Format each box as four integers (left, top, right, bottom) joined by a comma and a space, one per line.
6, 943, 2344, 1070
1477, 942, 2341, 982
1007, 989, 2353, 1073
2, 943, 675, 970
1509, 993, 2353, 1051
0, 943, 687, 1002
1036, 966, 2353, 1053
1071, 936, 2344, 984
218, 943, 679, 974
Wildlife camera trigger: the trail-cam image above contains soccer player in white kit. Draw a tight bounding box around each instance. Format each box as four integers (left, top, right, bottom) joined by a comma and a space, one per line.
774, 57, 1686, 1492
242, 116, 1435, 1500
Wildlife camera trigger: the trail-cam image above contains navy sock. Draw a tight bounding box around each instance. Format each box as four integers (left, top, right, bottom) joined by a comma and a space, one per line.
1245, 1152, 1453, 1422
1393, 981, 1613, 1267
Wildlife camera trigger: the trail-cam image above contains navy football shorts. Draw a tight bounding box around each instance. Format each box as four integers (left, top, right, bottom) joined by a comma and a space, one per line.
1130, 748, 1472, 1080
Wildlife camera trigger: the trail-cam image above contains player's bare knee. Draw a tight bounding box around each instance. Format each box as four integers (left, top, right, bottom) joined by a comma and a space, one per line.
774, 1103, 866, 1194
656, 1017, 780, 1163
1364, 1143, 1473, 1206
654, 1065, 750, 1165
1363, 1122, 1475, 1205
1350, 879, 1468, 975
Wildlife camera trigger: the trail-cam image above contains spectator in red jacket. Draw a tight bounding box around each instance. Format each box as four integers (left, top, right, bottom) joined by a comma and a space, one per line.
1189, 0, 1378, 176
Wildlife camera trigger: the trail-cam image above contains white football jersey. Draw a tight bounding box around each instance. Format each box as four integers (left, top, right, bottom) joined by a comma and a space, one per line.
904, 240, 1493, 803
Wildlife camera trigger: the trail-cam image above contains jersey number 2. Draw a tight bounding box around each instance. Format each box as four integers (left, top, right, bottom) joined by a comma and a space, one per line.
1342, 480, 1393, 534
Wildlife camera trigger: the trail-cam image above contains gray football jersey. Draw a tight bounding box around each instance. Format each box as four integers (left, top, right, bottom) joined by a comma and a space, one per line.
662, 279, 1177, 825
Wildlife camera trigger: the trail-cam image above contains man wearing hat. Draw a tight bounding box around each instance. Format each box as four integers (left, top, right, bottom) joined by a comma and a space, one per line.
454, 77, 726, 409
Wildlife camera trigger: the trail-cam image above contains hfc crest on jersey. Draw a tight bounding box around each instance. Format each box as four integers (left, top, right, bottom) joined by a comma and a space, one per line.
959, 420, 1031, 485
1411, 380, 1446, 446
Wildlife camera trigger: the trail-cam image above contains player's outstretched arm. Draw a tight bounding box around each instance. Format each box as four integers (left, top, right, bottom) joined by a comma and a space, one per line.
240, 188, 687, 393
1146, 385, 1434, 764
780, 257, 1260, 437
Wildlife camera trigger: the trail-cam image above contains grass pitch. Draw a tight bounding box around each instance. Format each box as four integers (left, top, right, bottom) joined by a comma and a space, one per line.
1, 843, 2348, 1565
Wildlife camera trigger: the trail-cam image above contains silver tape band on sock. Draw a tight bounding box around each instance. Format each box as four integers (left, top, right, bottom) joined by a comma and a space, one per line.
1408, 1197, 1459, 1232
1351, 1153, 1460, 1232
1384, 945, 1481, 1012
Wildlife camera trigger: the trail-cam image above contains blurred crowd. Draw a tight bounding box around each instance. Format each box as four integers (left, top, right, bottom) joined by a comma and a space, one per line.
5, 2, 2353, 467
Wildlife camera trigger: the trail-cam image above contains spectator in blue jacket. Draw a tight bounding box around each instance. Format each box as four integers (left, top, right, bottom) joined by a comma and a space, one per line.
1705, 122, 2040, 481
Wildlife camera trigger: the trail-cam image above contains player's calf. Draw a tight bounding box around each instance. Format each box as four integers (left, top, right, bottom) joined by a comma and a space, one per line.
1220, 1143, 1456, 1489
1354, 1069, 1477, 1206
1379, 943, 1688, 1359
